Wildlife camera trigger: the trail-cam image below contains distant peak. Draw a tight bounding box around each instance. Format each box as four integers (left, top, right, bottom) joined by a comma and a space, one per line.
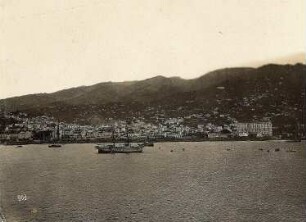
146, 75, 167, 80
258, 63, 305, 70
246, 52, 306, 68
145, 75, 185, 81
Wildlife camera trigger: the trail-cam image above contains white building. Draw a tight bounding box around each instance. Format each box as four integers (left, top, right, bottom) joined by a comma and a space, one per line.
233, 121, 272, 137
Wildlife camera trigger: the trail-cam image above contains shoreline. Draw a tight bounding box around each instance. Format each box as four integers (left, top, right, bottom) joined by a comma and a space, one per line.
0, 138, 304, 146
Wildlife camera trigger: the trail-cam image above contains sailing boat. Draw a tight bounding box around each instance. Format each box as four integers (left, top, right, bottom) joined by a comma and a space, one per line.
49, 121, 62, 147
144, 136, 154, 147
95, 122, 144, 153
286, 122, 301, 142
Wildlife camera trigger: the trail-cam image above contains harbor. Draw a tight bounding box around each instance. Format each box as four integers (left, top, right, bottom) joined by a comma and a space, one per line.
0, 141, 305, 221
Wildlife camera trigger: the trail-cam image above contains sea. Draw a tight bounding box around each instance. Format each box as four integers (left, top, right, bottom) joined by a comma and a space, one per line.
0, 141, 305, 222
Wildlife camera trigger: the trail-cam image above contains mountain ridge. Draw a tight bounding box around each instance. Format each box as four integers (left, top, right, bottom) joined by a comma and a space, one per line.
1, 63, 302, 101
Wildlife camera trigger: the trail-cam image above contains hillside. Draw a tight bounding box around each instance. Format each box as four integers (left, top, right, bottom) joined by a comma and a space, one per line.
0, 63, 305, 136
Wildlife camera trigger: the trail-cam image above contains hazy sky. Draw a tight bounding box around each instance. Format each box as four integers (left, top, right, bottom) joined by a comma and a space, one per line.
0, 0, 305, 99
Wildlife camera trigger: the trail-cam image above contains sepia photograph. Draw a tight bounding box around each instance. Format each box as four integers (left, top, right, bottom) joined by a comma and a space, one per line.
0, 0, 305, 221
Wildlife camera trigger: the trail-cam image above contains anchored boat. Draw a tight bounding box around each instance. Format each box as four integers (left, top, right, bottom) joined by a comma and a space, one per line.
144, 141, 154, 147
48, 144, 62, 148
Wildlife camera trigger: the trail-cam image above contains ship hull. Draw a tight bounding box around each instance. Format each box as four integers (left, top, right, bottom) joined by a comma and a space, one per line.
48, 144, 62, 148
95, 143, 144, 154
97, 149, 143, 154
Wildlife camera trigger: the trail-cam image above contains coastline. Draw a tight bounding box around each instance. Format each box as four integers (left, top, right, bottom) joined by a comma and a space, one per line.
0, 138, 304, 146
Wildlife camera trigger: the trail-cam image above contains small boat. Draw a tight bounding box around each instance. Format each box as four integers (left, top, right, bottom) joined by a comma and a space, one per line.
144, 136, 154, 147
16, 145, 23, 148
48, 144, 62, 148
286, 149, 297, 153
144, 141, 154, 147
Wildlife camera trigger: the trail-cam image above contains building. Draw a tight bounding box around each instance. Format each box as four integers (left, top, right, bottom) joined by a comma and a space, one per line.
233, 121, 272, 137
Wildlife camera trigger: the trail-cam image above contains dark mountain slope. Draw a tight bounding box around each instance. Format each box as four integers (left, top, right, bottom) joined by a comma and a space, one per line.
0, 63, 305, 135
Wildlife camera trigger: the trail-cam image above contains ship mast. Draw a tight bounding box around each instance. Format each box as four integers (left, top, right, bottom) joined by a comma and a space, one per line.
57, 119, 60, 142
126, 121, 130, 145
112, 126, 115, 146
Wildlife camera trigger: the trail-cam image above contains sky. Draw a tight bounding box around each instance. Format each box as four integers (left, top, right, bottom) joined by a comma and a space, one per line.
0, 0, 305, 99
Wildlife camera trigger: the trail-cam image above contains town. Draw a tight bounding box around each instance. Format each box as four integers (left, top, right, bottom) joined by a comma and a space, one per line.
0, 111, 277, 144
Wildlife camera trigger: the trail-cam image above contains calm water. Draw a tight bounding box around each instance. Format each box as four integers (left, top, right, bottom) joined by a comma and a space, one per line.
0, 142, 305, 222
